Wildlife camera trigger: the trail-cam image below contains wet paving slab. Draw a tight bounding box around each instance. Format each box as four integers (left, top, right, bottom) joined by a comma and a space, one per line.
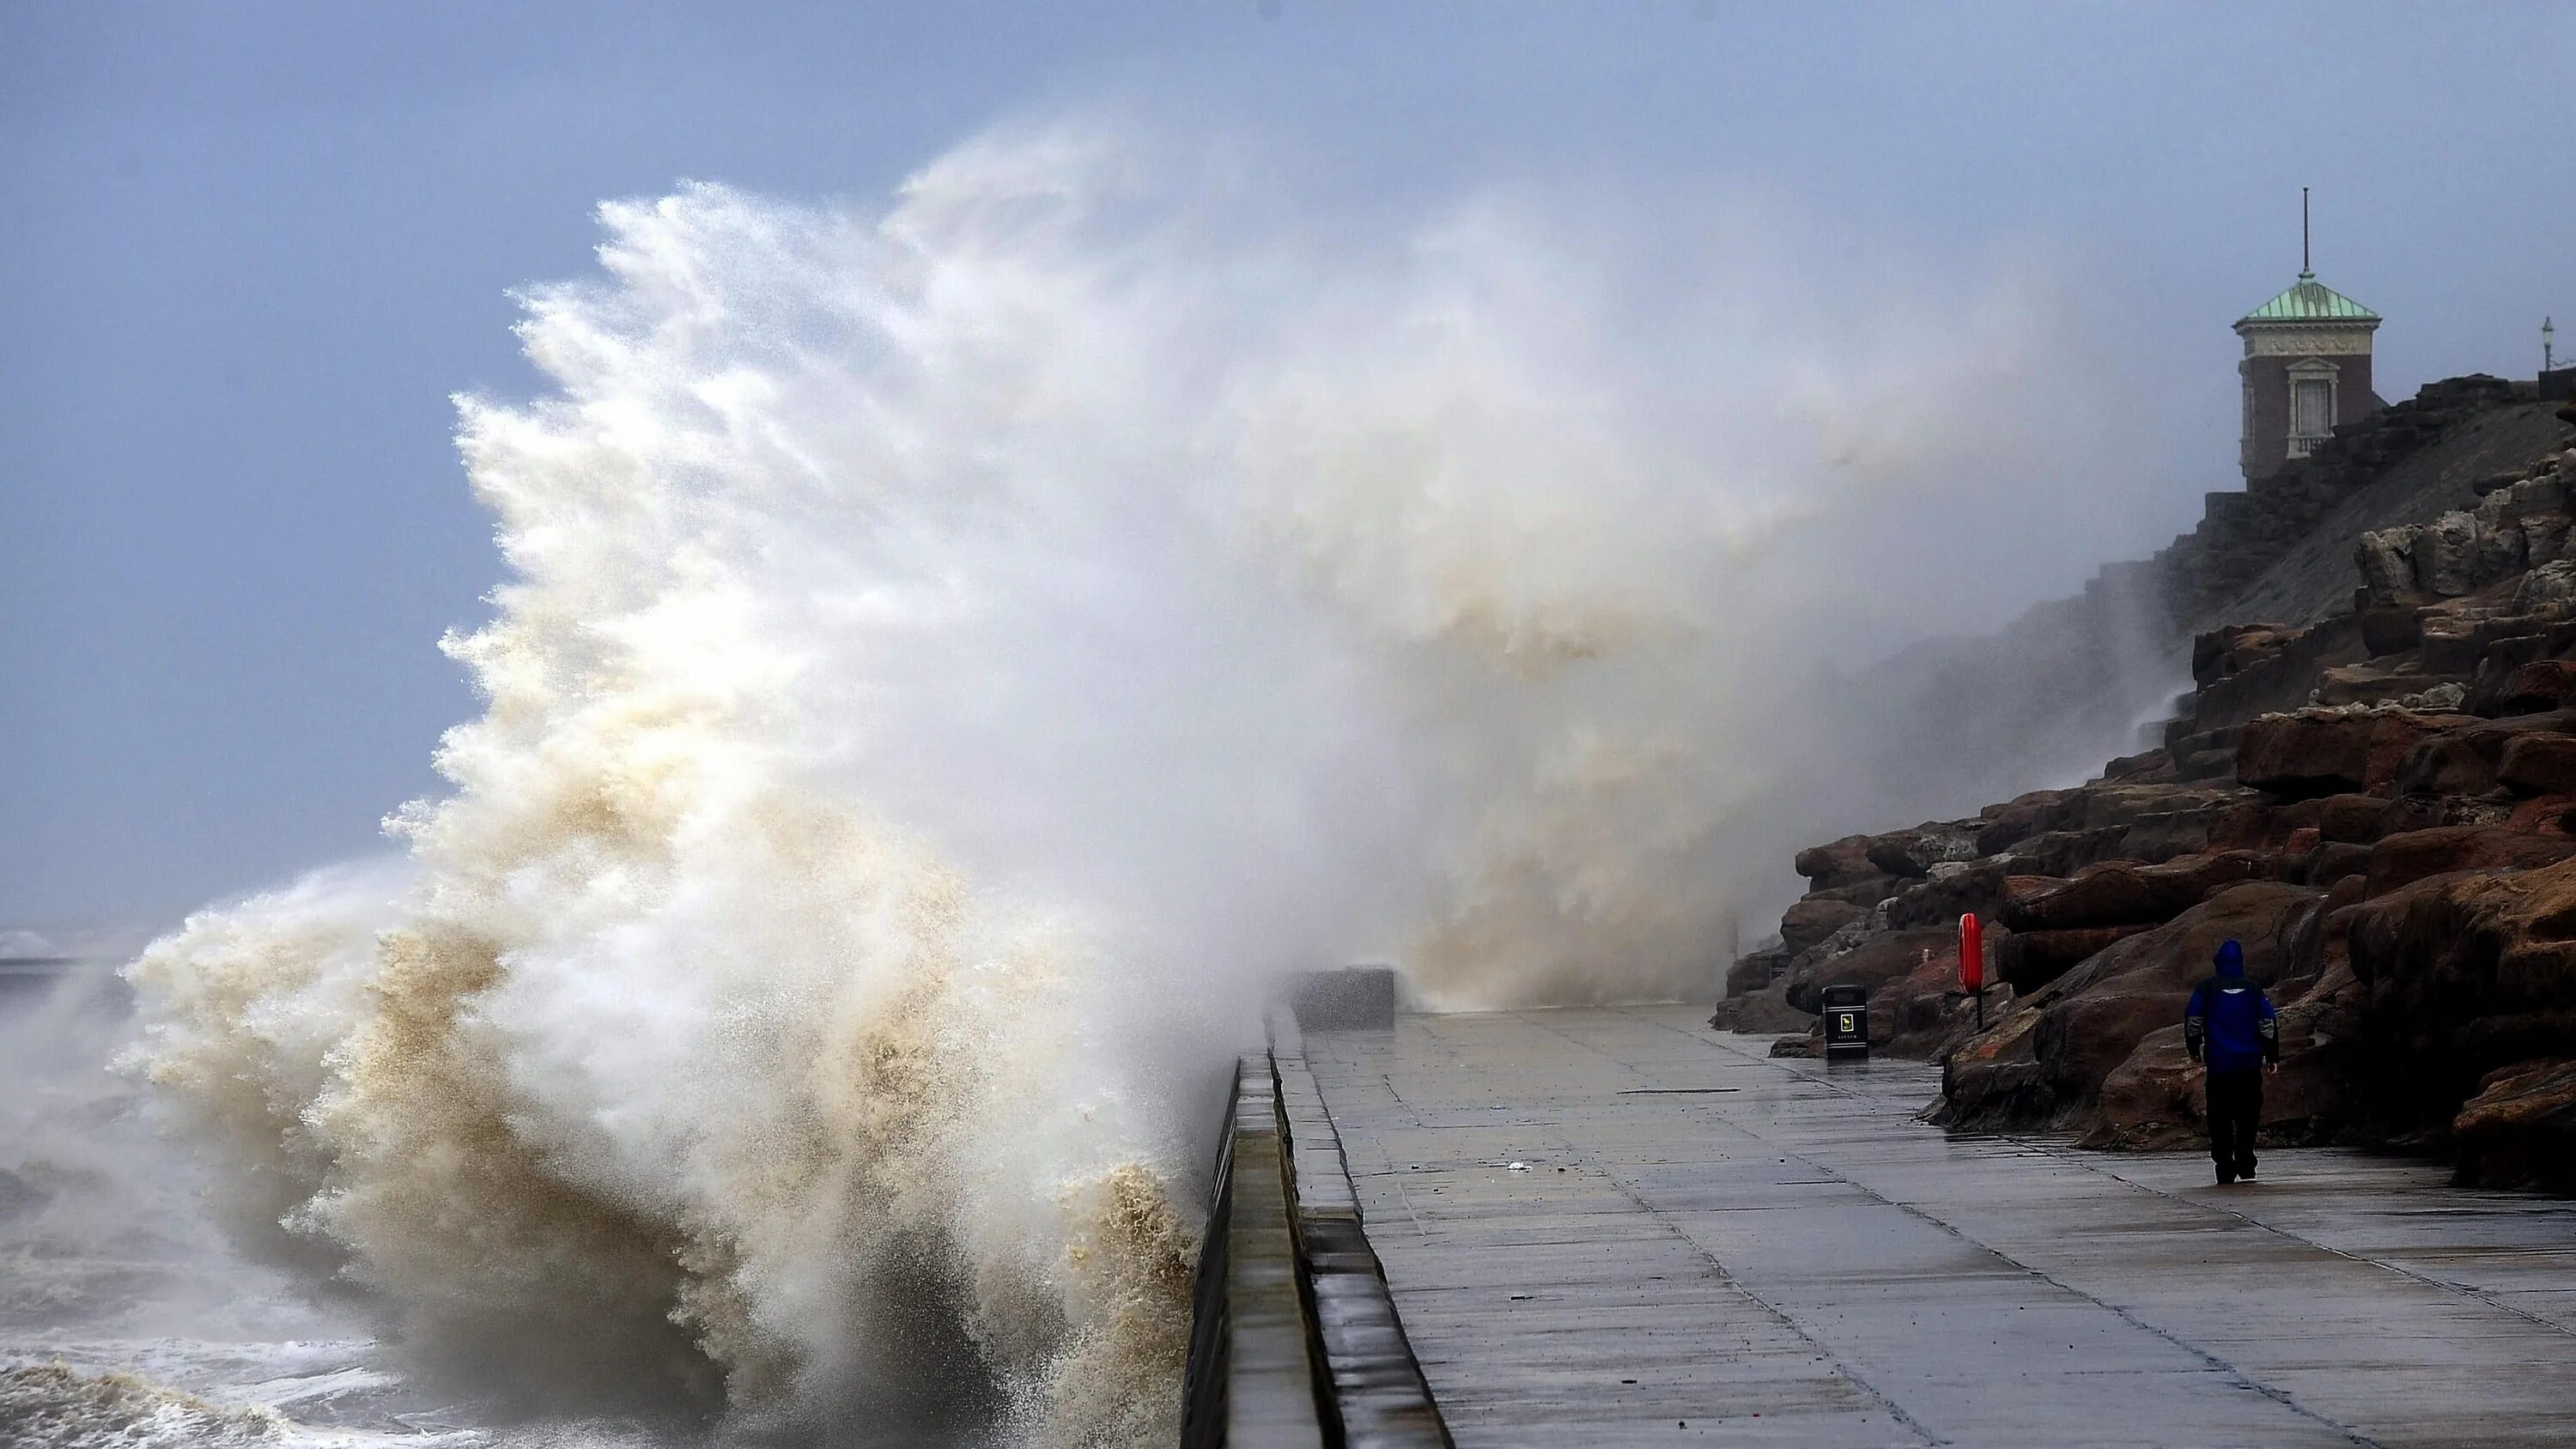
1303, 1004, 2576, 1448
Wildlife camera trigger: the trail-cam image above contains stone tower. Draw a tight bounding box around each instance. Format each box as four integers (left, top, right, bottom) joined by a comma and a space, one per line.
2234, 263, 2381, 484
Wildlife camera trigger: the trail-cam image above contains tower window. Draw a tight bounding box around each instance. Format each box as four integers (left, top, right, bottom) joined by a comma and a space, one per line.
2288, 373, 2336, 458
2293, 378, 2332, 437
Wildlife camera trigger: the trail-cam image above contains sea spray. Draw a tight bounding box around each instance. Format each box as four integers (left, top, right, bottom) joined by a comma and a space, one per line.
123, 121, 2148, 1442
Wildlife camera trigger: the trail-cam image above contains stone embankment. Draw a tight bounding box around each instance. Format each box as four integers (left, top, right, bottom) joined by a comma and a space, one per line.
2163, 373, 2534, 627
1856, 377, 2567, 842
1721, 390, 2576, 1194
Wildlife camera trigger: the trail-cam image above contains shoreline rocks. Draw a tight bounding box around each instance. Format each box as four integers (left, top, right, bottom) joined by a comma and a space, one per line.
1725, 400, 2576, 1193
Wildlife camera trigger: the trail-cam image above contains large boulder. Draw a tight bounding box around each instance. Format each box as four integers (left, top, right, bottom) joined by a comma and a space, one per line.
1724, 947, 1789, 997
1939, 882, 2323, 1133
1779, 897, 1868, 955
1861, 943, 2011, 1060
2390, 712, 2576, 798
2210, 792, 2455, 852
2476, 659, 2576, 717
2500, 732, 2576, 797
2513, 558, 2576, 612
1805, 876, 1904, 908
2361, 826, 2576, 896
2193, 621, 2301, 686
2355, 529, 2419, 607
1709, 981, 1817, 1035
2236, 709, 2473, 799
1996, 924, 2156, 992
1973, 790, 2076, 857
2449, 1058, 2576, 1192
1994, 827, 2140, 878
1794, 835, 1881, 892
2068, 783, 2245, 834
1882, 861, 2009, 931
2342, 857, 2576, 1120
2417, 512, 2481, 596
1862, 825, 1981, 879
1780, 927, 1953, 1015
1996, 851, 2276, 932
2083, 1028, 2203, 1149
2524, 513, 2573, 571
2504, 794, 2576, 835
2083, 961, 2368, 1151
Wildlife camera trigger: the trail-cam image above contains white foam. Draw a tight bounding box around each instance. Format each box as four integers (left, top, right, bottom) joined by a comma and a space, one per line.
114, 118, 2144, 1445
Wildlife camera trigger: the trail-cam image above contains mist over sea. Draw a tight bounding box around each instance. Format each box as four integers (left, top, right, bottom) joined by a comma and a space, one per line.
4, 121, 2155, 1447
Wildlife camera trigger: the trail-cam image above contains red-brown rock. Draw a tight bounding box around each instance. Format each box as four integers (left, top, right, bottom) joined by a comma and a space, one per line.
2193, 622, 2300, 688
1794, 835, 1881, 892
1996, 851, 2275, 932
1780, 927, 1954, 1016
2360, 826, 2576, 896
1779, 897, 1867, 955
1883, 862, 2010, 931
1709, 982, 1816, 1035
2342, 857, 2576, 1119
2084, 952, 2368, 1150
1862, 942, 2011, 1060
1724, 948, 1787, 997
1939, 882, 2324, 1133
2084, 1025, 2362, 1152
1996, 924, 2155, 992
2450, 1058, 2576, 1192
2235, 709, 2473, 799
2480, 659, 2576, 715
2500, 733, 2576, 797
2503, 796, 2576, 835
2391, 712, 2576, 798
2099, 749, 2175, 784
2209, 792, 2445, 852
2306, 841, 2373, 888
1994, 828, 2136, 878
1805, 876, 1904, 908
1973, 789, 2075, 857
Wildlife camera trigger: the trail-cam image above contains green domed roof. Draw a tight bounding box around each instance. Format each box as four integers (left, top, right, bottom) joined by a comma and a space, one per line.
2239, 271, 2379, 325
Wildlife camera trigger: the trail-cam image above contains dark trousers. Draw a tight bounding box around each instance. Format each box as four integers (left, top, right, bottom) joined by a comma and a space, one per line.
2206, 1068, 2263, 1175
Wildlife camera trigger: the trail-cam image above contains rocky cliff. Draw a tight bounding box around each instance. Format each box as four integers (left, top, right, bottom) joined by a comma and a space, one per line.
1721, 379, 2576, 1194
1848, 379, 2570, 840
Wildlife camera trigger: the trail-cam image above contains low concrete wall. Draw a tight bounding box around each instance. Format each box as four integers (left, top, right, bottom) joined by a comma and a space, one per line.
1286, 967, 1399, 1032
1269, 1013, 1449, 1448
1179, 1023, 1449, 1448
1181, 1055, 1327, 1449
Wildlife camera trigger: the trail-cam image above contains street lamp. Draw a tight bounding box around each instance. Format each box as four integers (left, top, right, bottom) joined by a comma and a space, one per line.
2548, 316, 2558, 373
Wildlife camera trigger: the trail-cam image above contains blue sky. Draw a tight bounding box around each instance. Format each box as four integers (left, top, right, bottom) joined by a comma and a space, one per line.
5, 3, 2572, 933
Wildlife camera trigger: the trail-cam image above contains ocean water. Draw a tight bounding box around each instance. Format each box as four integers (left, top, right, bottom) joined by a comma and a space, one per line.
0, 967, 615, 1448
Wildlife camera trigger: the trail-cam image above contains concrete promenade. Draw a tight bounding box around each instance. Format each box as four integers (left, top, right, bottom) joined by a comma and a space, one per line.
1303, 1006, 2576, 1448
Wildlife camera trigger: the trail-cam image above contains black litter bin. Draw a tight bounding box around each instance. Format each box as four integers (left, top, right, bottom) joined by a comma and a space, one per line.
1820, 983, 1869, 1060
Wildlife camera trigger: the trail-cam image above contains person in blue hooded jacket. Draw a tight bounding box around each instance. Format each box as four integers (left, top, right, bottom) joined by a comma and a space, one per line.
2184, 938, 2279, 1185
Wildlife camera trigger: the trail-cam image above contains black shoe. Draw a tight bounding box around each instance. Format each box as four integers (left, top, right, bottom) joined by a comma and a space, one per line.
2216, 1168, 2235, 1185
2238, 1163, 2257, 1182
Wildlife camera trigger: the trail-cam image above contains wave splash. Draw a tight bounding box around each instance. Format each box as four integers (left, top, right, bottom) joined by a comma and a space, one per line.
121, 124, 2134, 1442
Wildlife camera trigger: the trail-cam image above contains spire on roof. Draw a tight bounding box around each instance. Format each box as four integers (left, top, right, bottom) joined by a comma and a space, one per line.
2237, 190, 2379, 327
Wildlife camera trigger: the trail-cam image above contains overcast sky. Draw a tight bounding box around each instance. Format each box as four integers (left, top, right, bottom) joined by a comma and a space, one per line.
5, 3, 2572, 936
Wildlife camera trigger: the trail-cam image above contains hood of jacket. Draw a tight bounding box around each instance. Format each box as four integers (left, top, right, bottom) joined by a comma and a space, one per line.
2214, 938, 2245, 978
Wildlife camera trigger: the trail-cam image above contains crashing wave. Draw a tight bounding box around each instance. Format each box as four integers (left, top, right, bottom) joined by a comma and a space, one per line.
121, 120, 2130, 1445
2, 1362, 288, 1448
